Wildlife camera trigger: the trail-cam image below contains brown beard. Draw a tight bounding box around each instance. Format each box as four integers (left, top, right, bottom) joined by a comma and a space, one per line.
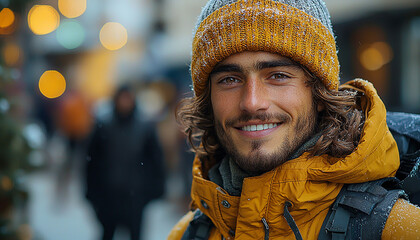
215, 107, 318, 175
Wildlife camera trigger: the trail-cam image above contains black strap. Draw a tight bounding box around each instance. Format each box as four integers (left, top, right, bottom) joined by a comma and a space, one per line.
319, 178, 406, 240
326, 206, 351, 240
181, 210, 213, 240
387, 112, 420, 205
400, 157, 420, 193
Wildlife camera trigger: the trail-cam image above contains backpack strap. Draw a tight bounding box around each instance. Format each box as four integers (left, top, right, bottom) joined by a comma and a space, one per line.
400, 156, 420, 194
387, 112, 420, 204
181, 209, 213, 240
318, 178, 407, 240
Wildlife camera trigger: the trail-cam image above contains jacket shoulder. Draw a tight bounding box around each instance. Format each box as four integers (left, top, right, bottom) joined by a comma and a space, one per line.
382, 198, 420, 240
168, 211, 195, 240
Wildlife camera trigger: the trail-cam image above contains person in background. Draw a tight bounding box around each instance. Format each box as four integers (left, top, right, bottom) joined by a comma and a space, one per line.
169, 0, 420, 239
55, 91, 92, 205
85, 85, 165, 240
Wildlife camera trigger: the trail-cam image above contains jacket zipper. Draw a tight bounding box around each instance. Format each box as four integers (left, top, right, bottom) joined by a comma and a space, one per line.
262, 217, 270, 240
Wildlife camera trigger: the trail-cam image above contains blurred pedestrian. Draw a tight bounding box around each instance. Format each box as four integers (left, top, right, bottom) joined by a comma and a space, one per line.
55, 91, 93, 205
85, 85, 165, 240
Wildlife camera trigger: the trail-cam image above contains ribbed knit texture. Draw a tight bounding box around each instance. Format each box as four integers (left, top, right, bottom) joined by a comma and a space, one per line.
191, 0, 339, 97
194, 0, 334, 35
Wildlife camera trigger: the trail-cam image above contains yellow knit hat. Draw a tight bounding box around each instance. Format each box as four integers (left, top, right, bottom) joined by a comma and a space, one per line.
191, 0, 339, 97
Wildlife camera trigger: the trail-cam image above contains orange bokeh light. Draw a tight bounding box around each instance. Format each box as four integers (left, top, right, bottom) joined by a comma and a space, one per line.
0, 8, 15, 28
28, 5, 60, 35
359, 41, 393, 71
39, 70, 66, 98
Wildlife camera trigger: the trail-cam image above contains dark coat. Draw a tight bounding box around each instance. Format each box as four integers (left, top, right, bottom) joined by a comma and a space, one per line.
85, 107, 165, 211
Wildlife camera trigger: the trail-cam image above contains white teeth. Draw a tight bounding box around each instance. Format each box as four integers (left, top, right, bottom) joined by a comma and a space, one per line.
241, 123, 278, 131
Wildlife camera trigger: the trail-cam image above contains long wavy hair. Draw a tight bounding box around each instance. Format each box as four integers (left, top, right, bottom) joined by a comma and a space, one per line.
176, 70, 364, 161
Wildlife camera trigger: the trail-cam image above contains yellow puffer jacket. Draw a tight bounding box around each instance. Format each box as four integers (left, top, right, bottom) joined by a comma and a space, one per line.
168, 79, 418, 240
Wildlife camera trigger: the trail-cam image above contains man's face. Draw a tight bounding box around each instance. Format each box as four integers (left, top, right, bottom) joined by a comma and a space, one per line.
210, 51, 319, 174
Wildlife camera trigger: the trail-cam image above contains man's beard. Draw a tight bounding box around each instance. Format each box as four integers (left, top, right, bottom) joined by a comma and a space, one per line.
215, 107, 317, 175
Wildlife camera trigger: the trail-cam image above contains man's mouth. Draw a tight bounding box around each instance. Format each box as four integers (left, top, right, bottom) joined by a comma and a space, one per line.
241, 123, 279, 132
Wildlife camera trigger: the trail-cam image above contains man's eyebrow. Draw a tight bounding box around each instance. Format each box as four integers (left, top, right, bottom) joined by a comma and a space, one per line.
210, 60, 301, 76
255, 60, 301, 70
210, 64, 243, 75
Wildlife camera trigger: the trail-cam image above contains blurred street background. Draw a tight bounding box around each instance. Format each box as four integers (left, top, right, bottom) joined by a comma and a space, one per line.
0, 0, 419, 239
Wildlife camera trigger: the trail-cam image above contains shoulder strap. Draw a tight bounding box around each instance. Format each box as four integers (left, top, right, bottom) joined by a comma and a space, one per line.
319, 178, 407, 240
387, 112, 420, 204
181, 210, 213, 240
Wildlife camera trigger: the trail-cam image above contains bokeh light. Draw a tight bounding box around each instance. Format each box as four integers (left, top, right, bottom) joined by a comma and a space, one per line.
360, 47, 383, 71
38, 70, 66, 99
56, 20, 85, 49
2, 42, 21, 66
99, 22, 128, 50
0, 8, 15, 28
76, 49, 115, 101
28, 5, 60, 35
371, 42, 393, 64
359, 41, 393, 71
58, 0, 86, 18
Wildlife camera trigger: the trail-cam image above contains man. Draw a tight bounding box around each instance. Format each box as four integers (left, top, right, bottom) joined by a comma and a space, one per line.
86, 86, 165, 240
169, 0, 420, 239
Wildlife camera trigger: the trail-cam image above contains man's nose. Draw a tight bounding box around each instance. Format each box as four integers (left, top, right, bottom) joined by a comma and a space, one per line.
239, 78, 270, 113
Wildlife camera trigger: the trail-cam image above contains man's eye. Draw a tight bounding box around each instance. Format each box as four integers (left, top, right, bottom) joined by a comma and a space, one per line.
219, 77, 240, 85
269, 73, 289, 80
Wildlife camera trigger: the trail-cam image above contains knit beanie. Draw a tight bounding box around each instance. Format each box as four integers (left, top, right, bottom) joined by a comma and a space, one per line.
191, 0, 339, 97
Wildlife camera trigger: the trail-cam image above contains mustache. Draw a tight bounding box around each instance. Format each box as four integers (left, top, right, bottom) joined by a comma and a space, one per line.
225, 112, 291, 127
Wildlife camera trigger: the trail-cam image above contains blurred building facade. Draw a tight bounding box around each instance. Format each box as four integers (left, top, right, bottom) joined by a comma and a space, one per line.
3, 0, 419, 112
325, 0, 420, 113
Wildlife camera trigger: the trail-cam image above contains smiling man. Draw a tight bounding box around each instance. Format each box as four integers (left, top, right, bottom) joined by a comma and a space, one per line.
168, 0, 420, 239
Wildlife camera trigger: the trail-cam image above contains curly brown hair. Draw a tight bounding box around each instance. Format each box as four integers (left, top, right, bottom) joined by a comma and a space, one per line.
176, 72, 364, 161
